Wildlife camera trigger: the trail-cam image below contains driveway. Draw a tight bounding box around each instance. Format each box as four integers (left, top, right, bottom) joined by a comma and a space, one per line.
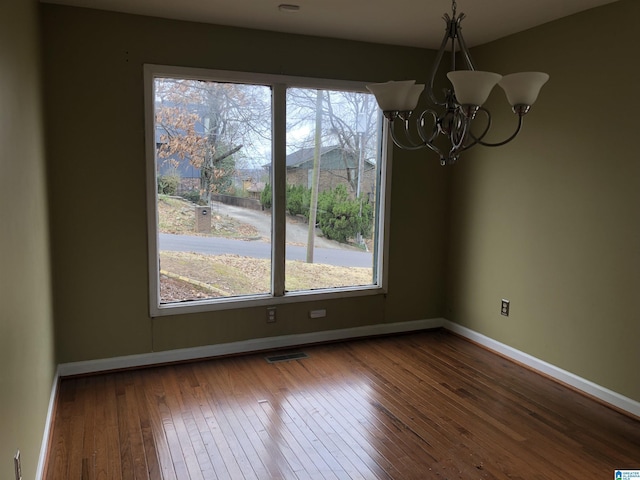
209, 201, 363, 251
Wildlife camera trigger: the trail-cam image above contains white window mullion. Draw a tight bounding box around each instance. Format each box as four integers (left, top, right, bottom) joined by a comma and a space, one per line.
144, 66, 162, 316
271, 84, 287, 297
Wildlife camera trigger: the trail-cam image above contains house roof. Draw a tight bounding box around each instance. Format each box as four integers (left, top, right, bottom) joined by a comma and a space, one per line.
286, 145, 337, 167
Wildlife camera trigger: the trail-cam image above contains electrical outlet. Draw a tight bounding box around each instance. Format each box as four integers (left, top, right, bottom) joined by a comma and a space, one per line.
309, 309, 326, 319
266, 307, 276, 323
14, 450, 22, 480
501, 299, 510, 317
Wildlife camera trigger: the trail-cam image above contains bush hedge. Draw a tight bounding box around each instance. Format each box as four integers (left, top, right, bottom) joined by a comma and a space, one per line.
157, 174, 180, 195
317, 184, 373, 243
260, 183, 372, 244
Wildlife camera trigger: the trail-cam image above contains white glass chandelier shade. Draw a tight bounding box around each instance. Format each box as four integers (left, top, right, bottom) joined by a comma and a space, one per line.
366, 80, 424, 112
498, 72, 550, 106
446, 71, 502, 106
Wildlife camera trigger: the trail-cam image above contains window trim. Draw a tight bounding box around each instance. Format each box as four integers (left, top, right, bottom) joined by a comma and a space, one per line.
144, 64, 392, 317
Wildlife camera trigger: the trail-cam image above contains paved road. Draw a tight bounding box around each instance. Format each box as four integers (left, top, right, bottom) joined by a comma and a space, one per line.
159, 233, 373, 268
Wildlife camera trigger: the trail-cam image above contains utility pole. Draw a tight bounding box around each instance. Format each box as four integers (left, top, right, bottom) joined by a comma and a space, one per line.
306, 90, 323, 263
355, 103, 367, 245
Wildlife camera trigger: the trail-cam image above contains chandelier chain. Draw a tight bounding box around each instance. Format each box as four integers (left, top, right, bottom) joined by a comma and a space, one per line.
451, 0, 457, 16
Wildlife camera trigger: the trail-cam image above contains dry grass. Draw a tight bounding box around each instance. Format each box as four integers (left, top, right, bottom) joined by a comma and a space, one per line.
158, 195, 258, 239
159, 251, 372, 303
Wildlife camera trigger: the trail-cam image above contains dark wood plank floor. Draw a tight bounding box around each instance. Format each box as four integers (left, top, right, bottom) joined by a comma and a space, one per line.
44, 329, 640, 479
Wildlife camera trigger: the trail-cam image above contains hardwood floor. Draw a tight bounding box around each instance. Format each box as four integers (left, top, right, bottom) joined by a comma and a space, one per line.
44, 329, 640, 479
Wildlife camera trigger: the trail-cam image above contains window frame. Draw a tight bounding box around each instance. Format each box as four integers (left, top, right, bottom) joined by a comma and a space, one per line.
144, 64, 392, 317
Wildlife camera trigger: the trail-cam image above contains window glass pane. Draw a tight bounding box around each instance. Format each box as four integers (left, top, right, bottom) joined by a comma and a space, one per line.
147, 68, 389, 314
154, 77, 272, 304
284, 88, 381, 292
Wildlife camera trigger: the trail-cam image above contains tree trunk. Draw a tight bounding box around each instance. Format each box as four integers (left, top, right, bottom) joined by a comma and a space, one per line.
200, 144, 242, 204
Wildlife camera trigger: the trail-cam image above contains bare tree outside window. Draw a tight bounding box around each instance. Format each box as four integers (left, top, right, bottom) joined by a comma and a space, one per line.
155, 78, 271, 203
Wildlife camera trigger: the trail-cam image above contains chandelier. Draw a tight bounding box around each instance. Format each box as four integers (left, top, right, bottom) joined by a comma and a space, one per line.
366, 0, 549, 166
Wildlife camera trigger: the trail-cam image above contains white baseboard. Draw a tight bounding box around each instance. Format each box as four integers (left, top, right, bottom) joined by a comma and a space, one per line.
58, 318, 445, 377
443, 320, 640, 419
56, 317, 639, 419
36, 369, 60, 480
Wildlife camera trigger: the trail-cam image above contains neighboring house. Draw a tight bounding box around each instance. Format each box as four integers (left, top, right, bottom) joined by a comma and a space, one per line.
235, 168, 267, 199
155, 125, 202, 193
283, 145, 376, 197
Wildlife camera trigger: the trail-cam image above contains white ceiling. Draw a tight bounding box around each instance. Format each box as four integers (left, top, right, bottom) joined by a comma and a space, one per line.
41, 0, 620, 49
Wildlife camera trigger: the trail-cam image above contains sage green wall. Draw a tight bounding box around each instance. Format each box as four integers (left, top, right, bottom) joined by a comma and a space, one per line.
0, 1, 56, 479
447, 0, 640, 402
41, 5, 448, 363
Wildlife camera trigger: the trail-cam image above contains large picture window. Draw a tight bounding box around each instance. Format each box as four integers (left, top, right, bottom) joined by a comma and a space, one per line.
145, 65, 391, 315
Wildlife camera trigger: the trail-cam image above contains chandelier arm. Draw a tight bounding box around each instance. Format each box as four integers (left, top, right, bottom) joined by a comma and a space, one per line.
448, 114, 470, 159
401, 117, 434, 149
388, 118, 446, 158
471, 114, 524, 147
417, 108, 444, 158
411, 124, 448, 158
423, 140, 446, 159
409, 114, 448, 158
455, 21, 476, 71
455, 112, 470, 149
427, 23, 455, 107
417, 110, 440, 145
450, 24, 456, 72
388, 120, 430, 151
458, 107, 492, 152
